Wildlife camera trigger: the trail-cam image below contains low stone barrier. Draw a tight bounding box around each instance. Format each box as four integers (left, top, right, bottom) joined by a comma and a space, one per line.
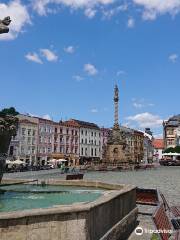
0, 180, 138, 240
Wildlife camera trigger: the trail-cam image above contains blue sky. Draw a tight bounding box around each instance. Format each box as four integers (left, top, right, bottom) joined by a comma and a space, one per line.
0, 0, 180, 137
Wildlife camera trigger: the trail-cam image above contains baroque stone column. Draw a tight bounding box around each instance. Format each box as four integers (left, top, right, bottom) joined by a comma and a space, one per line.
114, 84, 119, 128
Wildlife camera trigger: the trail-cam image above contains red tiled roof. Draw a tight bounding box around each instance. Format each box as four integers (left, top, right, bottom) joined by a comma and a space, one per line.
153, 139, 164, 149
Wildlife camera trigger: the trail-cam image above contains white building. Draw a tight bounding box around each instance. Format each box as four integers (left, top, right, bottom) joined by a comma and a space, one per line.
69, 119, 101, 163
9, 115, 38, 165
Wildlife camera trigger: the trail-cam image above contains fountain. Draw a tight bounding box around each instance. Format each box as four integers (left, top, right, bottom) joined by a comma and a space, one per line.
0, 179, 138, 240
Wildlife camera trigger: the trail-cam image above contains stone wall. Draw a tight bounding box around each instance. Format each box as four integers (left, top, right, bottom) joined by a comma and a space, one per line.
0, 181, 138, 240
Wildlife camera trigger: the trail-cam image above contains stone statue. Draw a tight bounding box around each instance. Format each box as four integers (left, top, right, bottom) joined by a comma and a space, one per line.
0, 108, 18, 183
0, 16, 11, 34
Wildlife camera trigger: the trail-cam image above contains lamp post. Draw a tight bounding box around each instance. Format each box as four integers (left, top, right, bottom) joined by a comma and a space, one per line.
0, 16, 11, 34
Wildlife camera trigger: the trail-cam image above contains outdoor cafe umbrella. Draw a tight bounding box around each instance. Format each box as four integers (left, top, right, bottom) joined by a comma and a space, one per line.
162, 152, 180, 156
6, 160, 13, 164
57, 159, 67, 162
12, 159, 25, 165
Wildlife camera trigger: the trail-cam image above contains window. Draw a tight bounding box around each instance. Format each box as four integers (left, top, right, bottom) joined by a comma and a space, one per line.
95, 140, 96, 145
81, 130, 83, 135
28, 129, 31, 136
85, 131, 87, 136
60, 147, 63, 153
27, 137, 31, 144
66, 128, 69, 135
81, 139, 84, 144
60, 137, 63, 143
54, 146, 57, 152
32, 147, 35, 154
55, 127, 57, 133
32, 138, 36, 145
75, 147, 78, 154
81, 148, 84, 155
28, 146, 31, 154
32, 130, 36, 136
60, 128, 63, 134
75, 130, 77, 135
72, 130, 74, 135
95, 148, 97, 156
95, 132, 96, 137
91, 132, 93, 137
85, 139, 87, 144
48, 147, 51, 153
66, 147, 69, 153
91, 148, 93, 156
22, 128, 26, 135
85, 148, 87, 156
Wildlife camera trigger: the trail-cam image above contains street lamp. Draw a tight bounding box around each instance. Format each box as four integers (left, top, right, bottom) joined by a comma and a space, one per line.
0, 16, 11, 34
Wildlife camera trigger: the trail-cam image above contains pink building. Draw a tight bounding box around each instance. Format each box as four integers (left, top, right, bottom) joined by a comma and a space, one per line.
100, 127, 111, 159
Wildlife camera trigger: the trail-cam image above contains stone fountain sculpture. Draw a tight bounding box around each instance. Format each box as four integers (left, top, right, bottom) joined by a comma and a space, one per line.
0, 16, 11, 34
0, 108, 18, 183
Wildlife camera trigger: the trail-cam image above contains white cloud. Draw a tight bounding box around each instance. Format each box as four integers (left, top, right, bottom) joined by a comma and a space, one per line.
40, 49, 58, 62
42, 114, 52, 120
117, 70, 126, 76
0, 0, 30, 40
91, 108, 98, 113
169, 53, 178, 63
84, 63, 98, 75
73, 75, 84, 81
102, 4, 128, 19
133, 102, 143, 108
25, 52, 43, 64
132, 98, 155, 109
64, 46, 75, 54
84, 8, 97, 18
154, 133, 163, 139
133, 0, 180, 20
127, 112, 163, 128
127, 17, 135, 28
32, 0, 114, 16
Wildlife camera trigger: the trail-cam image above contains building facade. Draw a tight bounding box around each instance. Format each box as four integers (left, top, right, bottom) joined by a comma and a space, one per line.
8, 115, 38, 165
52, 120, 79, 165
100, 127, 111, 160
69, 119, 101, 163
152, 139, 164, 161
163, 115, 180, 149
143, 132, 153, 163
37, 118, 54, 165
133, 130, 144, 163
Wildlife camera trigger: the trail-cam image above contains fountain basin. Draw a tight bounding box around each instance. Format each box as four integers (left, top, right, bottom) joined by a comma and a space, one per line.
0, 180, 138, 240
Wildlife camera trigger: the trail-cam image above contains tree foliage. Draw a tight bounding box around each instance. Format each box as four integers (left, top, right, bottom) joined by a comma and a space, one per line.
164, 146, 180, 153
0, 107, 19, 117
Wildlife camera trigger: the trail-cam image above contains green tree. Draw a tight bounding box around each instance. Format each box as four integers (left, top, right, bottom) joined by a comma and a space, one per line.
164, 147, 175, 153
0, 107, 19, 117
174, 146, 180, 153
